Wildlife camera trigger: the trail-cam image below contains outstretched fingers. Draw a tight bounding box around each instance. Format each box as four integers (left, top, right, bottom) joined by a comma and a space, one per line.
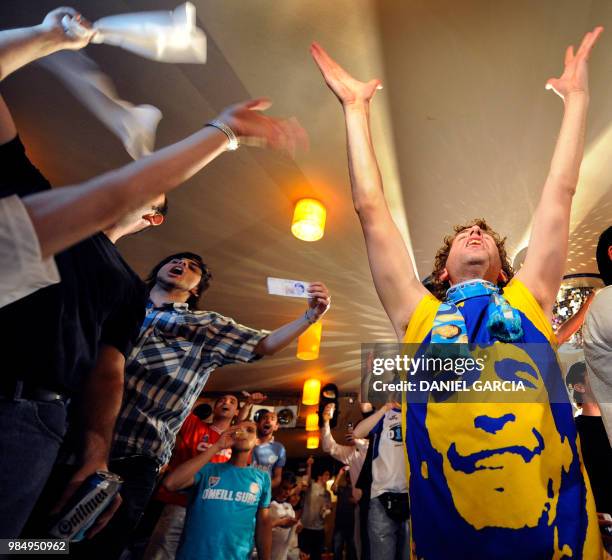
310, 42, 334, 70
576, 26, 604, 60
564, 45, 574, 66
584, 26, 604, 58
310, 42, 348, 81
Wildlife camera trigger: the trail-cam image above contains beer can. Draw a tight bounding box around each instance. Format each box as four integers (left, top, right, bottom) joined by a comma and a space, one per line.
49, 471, 122, 541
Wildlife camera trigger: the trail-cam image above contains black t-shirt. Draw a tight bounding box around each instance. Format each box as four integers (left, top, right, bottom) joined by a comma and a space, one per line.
0, 136, 146, 394
575, 415, 612, 514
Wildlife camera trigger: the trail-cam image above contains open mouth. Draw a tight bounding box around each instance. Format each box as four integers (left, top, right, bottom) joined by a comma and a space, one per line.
466, 238, 483, 248
168, 265, 184, 276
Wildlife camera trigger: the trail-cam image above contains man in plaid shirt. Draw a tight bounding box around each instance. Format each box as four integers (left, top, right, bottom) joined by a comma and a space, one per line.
72, 251, 330, 559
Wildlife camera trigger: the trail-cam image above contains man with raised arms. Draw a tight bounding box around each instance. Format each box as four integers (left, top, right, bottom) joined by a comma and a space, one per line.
311, 27, 604, 559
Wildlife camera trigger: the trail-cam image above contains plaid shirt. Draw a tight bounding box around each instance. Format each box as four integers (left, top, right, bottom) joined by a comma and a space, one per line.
111, 302, 267, 465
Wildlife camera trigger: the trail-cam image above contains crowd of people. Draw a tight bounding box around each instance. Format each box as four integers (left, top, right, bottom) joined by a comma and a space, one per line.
0, 6, 611, 560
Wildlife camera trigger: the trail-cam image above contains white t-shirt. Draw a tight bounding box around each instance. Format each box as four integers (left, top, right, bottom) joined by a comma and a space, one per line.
269, 500, 296, 560
370, 408, 408, 499
583, 285, 612, 445
0, 195, 59, 308
321, 421, 369, 496
300, 482, 331, 530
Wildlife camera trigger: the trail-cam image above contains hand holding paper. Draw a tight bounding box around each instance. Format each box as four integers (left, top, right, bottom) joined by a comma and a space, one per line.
267, 277, 311, 298
42, 7, 96, 50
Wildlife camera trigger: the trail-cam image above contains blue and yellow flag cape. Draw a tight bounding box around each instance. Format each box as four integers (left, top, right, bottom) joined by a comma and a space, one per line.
402, 278, 602, 559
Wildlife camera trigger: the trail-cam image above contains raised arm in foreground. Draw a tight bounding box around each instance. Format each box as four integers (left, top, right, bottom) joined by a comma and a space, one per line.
0, 8, 307, 262
517, 27, 603, 317
310, 43, 427, 338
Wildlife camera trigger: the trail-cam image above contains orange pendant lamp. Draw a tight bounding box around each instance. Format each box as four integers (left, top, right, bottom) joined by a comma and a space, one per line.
297, 321, 323, 360
306, 434, 320, 449
305, 412, 319, 431
302, 379, 321, 405
291, 198, 326, 242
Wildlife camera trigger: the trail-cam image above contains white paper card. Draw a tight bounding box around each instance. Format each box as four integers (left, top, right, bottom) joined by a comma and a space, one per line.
63, 2, 207, 64
267, 277, 310, 298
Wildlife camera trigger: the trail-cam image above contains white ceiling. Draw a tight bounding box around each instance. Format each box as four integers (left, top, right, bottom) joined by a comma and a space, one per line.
2, 0, 611, 398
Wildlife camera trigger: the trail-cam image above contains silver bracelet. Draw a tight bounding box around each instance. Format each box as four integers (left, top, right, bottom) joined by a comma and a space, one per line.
206, 119, 239, 151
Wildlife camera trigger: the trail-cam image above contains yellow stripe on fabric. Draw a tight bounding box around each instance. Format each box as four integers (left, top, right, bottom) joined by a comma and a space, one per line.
403, 294, 440, 344
401, 294, 440, 559
503, 278, 556, 344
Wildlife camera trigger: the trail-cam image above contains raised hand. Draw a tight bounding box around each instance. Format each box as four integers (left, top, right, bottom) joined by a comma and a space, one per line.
307, 281, 331, 320
546, 26, 604, 100
216, 428, 238, 450
322, 403, 335, 422
41, 7, 96, 50
310, 42, 382, 106
216, 98, 308, 157
242, 390, 267, 405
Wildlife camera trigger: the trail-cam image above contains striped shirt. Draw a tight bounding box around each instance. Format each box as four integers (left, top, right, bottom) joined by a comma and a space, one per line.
111, 302, 267, 465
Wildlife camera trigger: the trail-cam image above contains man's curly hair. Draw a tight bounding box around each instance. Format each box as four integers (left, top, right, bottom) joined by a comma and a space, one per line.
430, 218, 515, 300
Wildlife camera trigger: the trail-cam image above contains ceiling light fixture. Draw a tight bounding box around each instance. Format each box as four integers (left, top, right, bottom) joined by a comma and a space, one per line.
291, 198, 326, 242
302, 378, 321, 405
297, 321, 323, 360
305, 412, 319, 431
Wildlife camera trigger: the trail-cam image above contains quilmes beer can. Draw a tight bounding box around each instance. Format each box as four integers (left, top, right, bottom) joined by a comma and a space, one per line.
49, 471, 122, 541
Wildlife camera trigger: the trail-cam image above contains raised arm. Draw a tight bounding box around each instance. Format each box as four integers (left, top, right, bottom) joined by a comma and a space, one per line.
254, 282, 330, 355
352, 402, 395, 439
517, 27, 603, 316
163, 430, 234, 491
331, 467, 347, 494
321, 404, 352, 463
310, 43, 427, 338
23, 98, 305, 259
1, 10, 307, 261
555, 291, 595, 344
237, 391, 267, 422
0, 8, 93, 142
304, 456, 314, 486
0, 7, 93, 82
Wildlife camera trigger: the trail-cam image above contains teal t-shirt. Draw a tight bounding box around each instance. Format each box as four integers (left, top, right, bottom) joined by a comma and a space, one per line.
176, 462, 271, 560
